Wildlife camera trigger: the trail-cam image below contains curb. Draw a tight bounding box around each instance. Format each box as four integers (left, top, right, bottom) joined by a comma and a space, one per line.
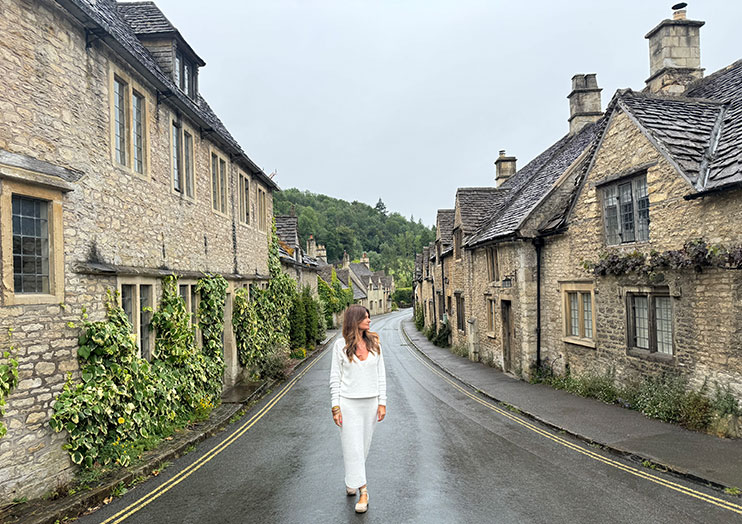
3, 333, 340, 524
399, 318, 735, 494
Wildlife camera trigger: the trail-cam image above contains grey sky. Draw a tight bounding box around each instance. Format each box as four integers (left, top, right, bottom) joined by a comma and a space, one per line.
148, 0, 742, 227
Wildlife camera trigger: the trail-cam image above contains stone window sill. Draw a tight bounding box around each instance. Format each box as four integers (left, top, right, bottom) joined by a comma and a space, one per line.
627, 347, 674, 362
486, 331, 497, 339
562, 336, 596, 349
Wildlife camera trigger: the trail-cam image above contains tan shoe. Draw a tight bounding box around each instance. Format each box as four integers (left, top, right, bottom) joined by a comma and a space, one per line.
346, 486, 357, 496
355, 487, 369, 513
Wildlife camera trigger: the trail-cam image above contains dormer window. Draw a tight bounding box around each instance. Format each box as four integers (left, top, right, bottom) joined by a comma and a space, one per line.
174, 51, 197, 98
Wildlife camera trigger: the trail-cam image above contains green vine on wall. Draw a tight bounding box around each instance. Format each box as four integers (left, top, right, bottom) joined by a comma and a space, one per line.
0, 329, 19, 439
584, 239, 742, 277
50, 275, 228, 470
233, 223, 297, 378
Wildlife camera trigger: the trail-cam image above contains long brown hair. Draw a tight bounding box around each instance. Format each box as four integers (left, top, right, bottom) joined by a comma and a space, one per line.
342, 305, 380, 362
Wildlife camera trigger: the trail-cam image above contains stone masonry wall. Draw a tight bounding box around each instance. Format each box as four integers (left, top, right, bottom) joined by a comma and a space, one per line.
540, 109, 742, 397
0, 0, 273, 503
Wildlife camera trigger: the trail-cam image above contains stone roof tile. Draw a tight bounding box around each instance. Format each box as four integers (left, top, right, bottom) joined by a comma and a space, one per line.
436, 209, 455, 246
467, 122, 598, 247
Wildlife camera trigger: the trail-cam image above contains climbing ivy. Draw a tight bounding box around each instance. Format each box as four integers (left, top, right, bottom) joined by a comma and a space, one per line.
0, 329, 19, 439
584, 239, 742, 277
50, 275, 227, 470
233, 223, 297, 377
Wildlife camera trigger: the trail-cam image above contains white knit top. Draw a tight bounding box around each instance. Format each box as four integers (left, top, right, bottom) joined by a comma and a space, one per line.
329, 337, 387, 407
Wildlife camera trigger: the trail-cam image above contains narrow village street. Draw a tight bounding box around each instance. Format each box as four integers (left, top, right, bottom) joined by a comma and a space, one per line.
76, 310, 737, 524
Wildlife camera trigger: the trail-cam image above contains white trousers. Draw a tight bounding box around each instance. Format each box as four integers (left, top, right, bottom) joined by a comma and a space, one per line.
339, 396, 378, 489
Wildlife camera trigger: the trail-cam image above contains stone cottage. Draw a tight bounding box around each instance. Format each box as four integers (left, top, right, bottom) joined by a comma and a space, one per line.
0, 0, 277, 503
275, 215, 319, 295
539, 8, 742, 395
447, 187, 507, 350
463, 80, 602, 373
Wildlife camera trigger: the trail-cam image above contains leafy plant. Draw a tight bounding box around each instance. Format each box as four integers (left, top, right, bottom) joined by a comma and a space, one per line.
0, 329, 19, 439
233, 222, 297, 379
51, 276, 226, 471
585, 239, 742, 277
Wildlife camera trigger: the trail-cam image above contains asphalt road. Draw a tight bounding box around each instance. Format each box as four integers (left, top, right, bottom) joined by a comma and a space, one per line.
79, 310, 741, 523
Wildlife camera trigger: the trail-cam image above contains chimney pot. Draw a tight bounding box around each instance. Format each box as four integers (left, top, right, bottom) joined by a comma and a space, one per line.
568, 74, 603, 135
645, 8, 704, 94
494, 151, 517, 187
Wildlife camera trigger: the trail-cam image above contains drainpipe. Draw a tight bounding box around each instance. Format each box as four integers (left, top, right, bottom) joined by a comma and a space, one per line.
533, 237, 544, 369
441, 252, 446, 324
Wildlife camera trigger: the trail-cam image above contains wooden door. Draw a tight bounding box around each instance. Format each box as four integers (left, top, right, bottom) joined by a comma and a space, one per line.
501, 300, 513, 372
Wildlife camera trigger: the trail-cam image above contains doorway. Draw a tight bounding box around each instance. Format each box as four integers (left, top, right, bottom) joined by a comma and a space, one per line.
501, 300, 513, 373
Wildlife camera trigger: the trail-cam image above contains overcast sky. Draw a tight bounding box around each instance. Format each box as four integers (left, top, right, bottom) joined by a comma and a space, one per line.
147, 0, 742, 227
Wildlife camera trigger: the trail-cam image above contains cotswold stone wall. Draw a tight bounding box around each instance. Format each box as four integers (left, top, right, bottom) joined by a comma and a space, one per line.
0, 0, 273, 502
466, 242, 537, 375
541, 109, 742, 396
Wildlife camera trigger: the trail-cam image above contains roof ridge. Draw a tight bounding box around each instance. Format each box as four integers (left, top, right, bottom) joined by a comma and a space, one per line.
622, 88, 724, 106
685, 58, 742, 95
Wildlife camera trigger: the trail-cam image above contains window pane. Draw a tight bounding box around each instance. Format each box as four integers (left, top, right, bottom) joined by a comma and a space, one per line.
172, 123, 181, 192
183, 62, 191, 94
582, 292, 593, 339
174, 54, 182, 87
121, 285, 134, 331
632, 295, 649, 349
12, 195, 50, 294
132, 92, 145, 174
184, 132, 193, 198
211, 154, 219, 209
655, 296, 673, 354
219, 160, 227, 212
114, 78, 127, 165
569, 292, 579, 336
619, 182, 635, 243
179, 284, 189, 305
140, 285, 152, 360
244, 177, 250, 224
603, 185, 620, 245
635, 176, 649, 242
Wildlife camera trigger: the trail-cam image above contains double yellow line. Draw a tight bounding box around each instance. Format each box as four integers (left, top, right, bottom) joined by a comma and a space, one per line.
101, 350, 328, 523
401, 329, 742, 516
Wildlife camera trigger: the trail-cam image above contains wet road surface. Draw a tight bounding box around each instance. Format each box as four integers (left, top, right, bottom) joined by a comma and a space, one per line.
79, 310, 742, 523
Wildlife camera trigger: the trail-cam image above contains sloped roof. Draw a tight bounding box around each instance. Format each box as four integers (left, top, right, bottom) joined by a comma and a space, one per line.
117, 1, 206, 65
455, 188, 508, 235
618, 90, 724, 187
274, 215, 299, 248
55, 0, 276, 190
467, 122, 599, 247
684, 59, 742, 191
349, 263, 373, 277
436, 209, 455, 246
117, 2, 175, 35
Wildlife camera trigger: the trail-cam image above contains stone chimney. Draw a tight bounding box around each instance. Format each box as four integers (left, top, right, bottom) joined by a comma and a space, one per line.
342, 251, 350, 269
494, 150, 516, 187
317, 244, 327, 264
568, 74, 602, 135
645, 6, 704, 95
307, 235, 317, 257
360, 252, 370, 269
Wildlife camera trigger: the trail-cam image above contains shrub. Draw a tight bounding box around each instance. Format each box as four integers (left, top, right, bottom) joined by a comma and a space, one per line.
392, 287, 413, 308
289, 294, 307, 349
414, 305, 425, 331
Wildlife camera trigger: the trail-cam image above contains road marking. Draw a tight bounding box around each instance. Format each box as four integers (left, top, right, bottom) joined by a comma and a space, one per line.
100, 350, 329, 524
400, 326, 742, 516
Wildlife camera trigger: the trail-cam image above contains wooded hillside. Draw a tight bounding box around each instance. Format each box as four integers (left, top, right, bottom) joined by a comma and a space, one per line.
273, 189, 435, 287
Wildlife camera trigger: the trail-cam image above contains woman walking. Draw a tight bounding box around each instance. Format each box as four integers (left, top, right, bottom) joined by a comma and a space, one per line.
329, 305, 387, 513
